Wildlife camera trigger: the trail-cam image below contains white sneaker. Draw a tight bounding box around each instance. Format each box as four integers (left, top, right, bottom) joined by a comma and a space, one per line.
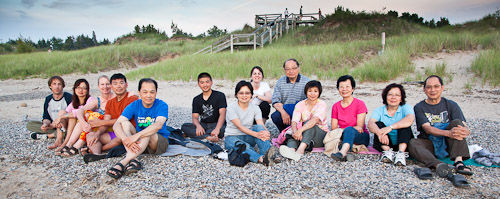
394, 151, 409, 166
380, 149, 395, 163
279, 145, 302, 161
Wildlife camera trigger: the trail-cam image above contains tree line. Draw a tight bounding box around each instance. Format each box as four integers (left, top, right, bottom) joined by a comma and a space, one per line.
387, 10, 450, 28
1, 31, 110, 54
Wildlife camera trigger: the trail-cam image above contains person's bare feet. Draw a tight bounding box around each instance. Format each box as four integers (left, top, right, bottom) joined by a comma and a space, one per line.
206, 136, 219, 142
48, 140, 62, 150
47, 134, 56, 139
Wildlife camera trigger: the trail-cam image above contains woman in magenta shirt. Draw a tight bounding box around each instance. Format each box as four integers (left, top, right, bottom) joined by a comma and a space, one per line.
330, 75, 370, 161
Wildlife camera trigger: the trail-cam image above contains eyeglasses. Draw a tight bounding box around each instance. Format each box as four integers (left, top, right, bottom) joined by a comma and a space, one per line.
238, 92, 252, 95
425, 85, 442, 90
284, 67, 298, 72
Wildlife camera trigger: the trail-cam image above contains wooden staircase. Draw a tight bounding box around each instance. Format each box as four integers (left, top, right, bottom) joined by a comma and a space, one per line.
194, 12, 322, 54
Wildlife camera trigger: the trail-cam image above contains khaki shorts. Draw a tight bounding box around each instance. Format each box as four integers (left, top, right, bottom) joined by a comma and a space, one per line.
147, 134, 169, 155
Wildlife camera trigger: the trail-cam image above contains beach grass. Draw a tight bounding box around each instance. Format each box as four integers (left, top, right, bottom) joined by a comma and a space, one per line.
0, 39, 210, 80
128, 31, 499, 82
471, 48, 500, 86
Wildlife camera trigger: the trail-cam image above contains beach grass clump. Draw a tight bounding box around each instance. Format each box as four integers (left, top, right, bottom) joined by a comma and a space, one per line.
352, 47, 413, 82
471, 48, 500, 87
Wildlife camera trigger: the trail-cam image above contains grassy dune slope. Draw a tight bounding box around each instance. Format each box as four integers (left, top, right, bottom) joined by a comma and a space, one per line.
0, 39, 211, 80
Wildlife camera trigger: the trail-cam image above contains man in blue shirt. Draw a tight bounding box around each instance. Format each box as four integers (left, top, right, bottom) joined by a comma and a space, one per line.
271, 58, 310, 132
106, 78, 170, 180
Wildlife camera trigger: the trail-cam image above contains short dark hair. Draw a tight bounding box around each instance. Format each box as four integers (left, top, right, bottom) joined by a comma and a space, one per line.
72, 79, 90, 109
235, 80, 253, 97
138, 78, 158, 91
282, 58, 300, 68
48, 76, 65, 88
198, 72, 212, 81
110, 73, 127, 83
382, 83, 406, 105
336, 75, 356, 89
304, 80, 322, 97
423, 75, 443, 88
250, 66, 264, 79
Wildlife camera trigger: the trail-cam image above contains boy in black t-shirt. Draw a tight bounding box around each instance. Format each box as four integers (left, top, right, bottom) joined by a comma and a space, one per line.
181, 73, 227, 142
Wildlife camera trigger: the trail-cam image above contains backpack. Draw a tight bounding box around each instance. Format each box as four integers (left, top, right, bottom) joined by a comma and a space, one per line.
228, 143, 250, 167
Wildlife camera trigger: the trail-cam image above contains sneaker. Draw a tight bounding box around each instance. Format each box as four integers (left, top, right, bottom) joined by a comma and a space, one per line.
380, 149, 395, 163
263, 146, 278, 166
394, 151, 409, 166
331, 152, 347, 162
279, 145, 302, 161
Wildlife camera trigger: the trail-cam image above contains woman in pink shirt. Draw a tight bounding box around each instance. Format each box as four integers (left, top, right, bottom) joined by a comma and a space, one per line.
330, 75, 370, 161
279, 80, 329, 161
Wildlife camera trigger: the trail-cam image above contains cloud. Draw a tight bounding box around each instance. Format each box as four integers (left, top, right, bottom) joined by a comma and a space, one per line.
22, 0, 37, 8
43, 0, 124, 10
16, 10, 28, 18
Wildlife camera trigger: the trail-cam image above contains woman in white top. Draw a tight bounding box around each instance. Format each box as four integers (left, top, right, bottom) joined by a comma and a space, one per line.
250, 66, 272, 122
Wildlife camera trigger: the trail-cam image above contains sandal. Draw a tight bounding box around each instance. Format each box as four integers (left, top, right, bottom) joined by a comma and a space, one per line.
80, 146, 90, 156
414, 167, 434, 180
125, 159, 143, 175
447, 174, 471, 188
454, 161, 473, 176
61, 146, 78, 157
107, 162, 126, 179
56, 146, 69, 156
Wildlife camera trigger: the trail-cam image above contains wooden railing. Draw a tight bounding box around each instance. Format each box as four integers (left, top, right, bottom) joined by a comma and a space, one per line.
195, 12, 321, 54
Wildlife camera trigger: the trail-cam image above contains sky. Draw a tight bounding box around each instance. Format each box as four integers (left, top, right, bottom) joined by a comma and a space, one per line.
0, 0, 499, 42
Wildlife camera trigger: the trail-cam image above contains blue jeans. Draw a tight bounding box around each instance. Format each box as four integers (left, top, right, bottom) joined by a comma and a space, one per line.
224, 125, 271, 163
271, 103, 296, 132
428, 123, 449, 159
341, 126, 369, 150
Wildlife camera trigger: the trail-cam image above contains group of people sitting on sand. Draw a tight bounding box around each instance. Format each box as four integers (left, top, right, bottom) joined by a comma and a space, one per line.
27, 58, 473, 187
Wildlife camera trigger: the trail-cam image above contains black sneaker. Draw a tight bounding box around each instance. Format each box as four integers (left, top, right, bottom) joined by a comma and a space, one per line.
331, 152, 347, 162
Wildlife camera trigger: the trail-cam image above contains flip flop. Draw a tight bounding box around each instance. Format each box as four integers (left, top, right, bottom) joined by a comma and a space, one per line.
414, 167, 434, 180
454, 161, 473, 176
447, 174, 470, 188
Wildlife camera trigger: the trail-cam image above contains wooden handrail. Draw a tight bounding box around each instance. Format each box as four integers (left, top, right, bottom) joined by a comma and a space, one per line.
195, 11, 320, 54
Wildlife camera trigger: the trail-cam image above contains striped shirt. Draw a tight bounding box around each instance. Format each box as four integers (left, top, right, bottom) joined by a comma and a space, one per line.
272, 74, 310, 105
